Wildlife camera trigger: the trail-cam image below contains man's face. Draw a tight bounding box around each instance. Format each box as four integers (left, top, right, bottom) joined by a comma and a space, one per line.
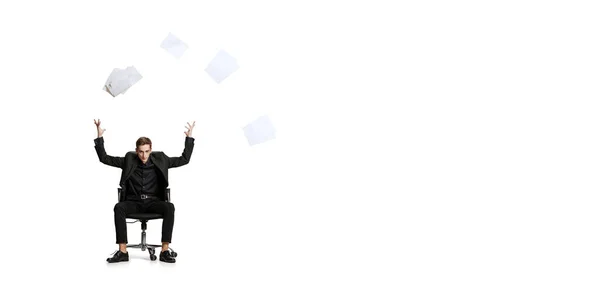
136, 144, 152, 163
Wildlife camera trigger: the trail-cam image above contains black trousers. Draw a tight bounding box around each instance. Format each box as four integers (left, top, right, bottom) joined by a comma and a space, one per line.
113, 199, 175, 244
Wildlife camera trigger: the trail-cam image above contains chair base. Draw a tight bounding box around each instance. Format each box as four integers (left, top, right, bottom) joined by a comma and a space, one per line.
126, 243, 163, 251
126, 243, 173, 261
119, 220, 178, 261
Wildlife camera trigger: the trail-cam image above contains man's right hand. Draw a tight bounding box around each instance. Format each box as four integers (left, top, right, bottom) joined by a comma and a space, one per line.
94, 119, 106, 138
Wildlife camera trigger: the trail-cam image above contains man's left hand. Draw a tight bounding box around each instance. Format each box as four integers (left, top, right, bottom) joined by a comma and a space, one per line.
184, 121, 196, 137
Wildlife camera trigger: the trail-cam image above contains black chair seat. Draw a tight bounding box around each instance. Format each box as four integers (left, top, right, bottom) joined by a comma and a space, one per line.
126, 213, 163, 220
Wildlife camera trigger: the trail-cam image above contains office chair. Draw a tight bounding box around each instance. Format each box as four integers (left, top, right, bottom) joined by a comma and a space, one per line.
117, 188, 178, 261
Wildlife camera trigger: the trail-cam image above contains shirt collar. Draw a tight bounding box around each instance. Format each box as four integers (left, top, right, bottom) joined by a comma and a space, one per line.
138, 156, 153, 166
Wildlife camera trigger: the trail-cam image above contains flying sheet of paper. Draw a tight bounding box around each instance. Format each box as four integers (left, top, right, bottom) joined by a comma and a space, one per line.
204, 49, 239, 83
160, 33, 188, 59
243, 115, 276, 146
102, 66, 143, 97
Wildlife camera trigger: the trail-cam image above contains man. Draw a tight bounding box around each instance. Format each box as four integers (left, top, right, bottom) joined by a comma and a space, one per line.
93, 119, 195, 263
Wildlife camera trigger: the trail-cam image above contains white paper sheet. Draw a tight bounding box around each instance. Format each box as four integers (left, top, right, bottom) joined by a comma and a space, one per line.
243, 115, 276, 146
204, 49, 239, 83
160, 32, 188, 59
102, 66, 143, 97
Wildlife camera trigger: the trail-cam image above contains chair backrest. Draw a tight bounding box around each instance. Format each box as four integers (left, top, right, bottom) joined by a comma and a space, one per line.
118, 188, 171, 202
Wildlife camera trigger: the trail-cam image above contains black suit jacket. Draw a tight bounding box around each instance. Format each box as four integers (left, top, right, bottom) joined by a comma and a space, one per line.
94, 136, 195, 200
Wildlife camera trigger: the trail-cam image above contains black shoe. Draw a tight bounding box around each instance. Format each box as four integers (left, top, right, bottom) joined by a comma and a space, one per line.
107, 250, 129, 263
159, 250, 176, 263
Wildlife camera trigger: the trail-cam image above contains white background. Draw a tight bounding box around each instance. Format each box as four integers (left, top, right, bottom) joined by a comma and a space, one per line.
0, 0, 599, 293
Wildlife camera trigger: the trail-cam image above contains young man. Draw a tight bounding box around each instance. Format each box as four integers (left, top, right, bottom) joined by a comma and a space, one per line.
93, 119, 195, 263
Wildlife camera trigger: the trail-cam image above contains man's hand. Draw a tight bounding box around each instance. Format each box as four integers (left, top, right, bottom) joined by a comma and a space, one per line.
184, 121, 196, 137
94, 119, 106, 138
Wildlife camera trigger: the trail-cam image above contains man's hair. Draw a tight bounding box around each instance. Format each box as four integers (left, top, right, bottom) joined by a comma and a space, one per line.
136, 137, 152, 149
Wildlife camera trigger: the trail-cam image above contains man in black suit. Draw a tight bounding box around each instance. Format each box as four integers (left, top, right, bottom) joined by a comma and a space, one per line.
94, 119, 195, 263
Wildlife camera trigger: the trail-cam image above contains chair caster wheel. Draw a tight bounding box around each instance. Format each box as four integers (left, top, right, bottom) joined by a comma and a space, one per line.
150, 254, 157, 261
148, 248, 155, 255
171, 251, 177, 257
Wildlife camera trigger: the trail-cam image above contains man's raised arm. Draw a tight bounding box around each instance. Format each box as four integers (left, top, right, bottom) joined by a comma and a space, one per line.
168, 121, 195, 168
94, 119, 124, 168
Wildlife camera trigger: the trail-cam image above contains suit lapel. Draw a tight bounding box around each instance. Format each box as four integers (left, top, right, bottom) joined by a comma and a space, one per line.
151, 152, 169, 186
123, 152, 137, 183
